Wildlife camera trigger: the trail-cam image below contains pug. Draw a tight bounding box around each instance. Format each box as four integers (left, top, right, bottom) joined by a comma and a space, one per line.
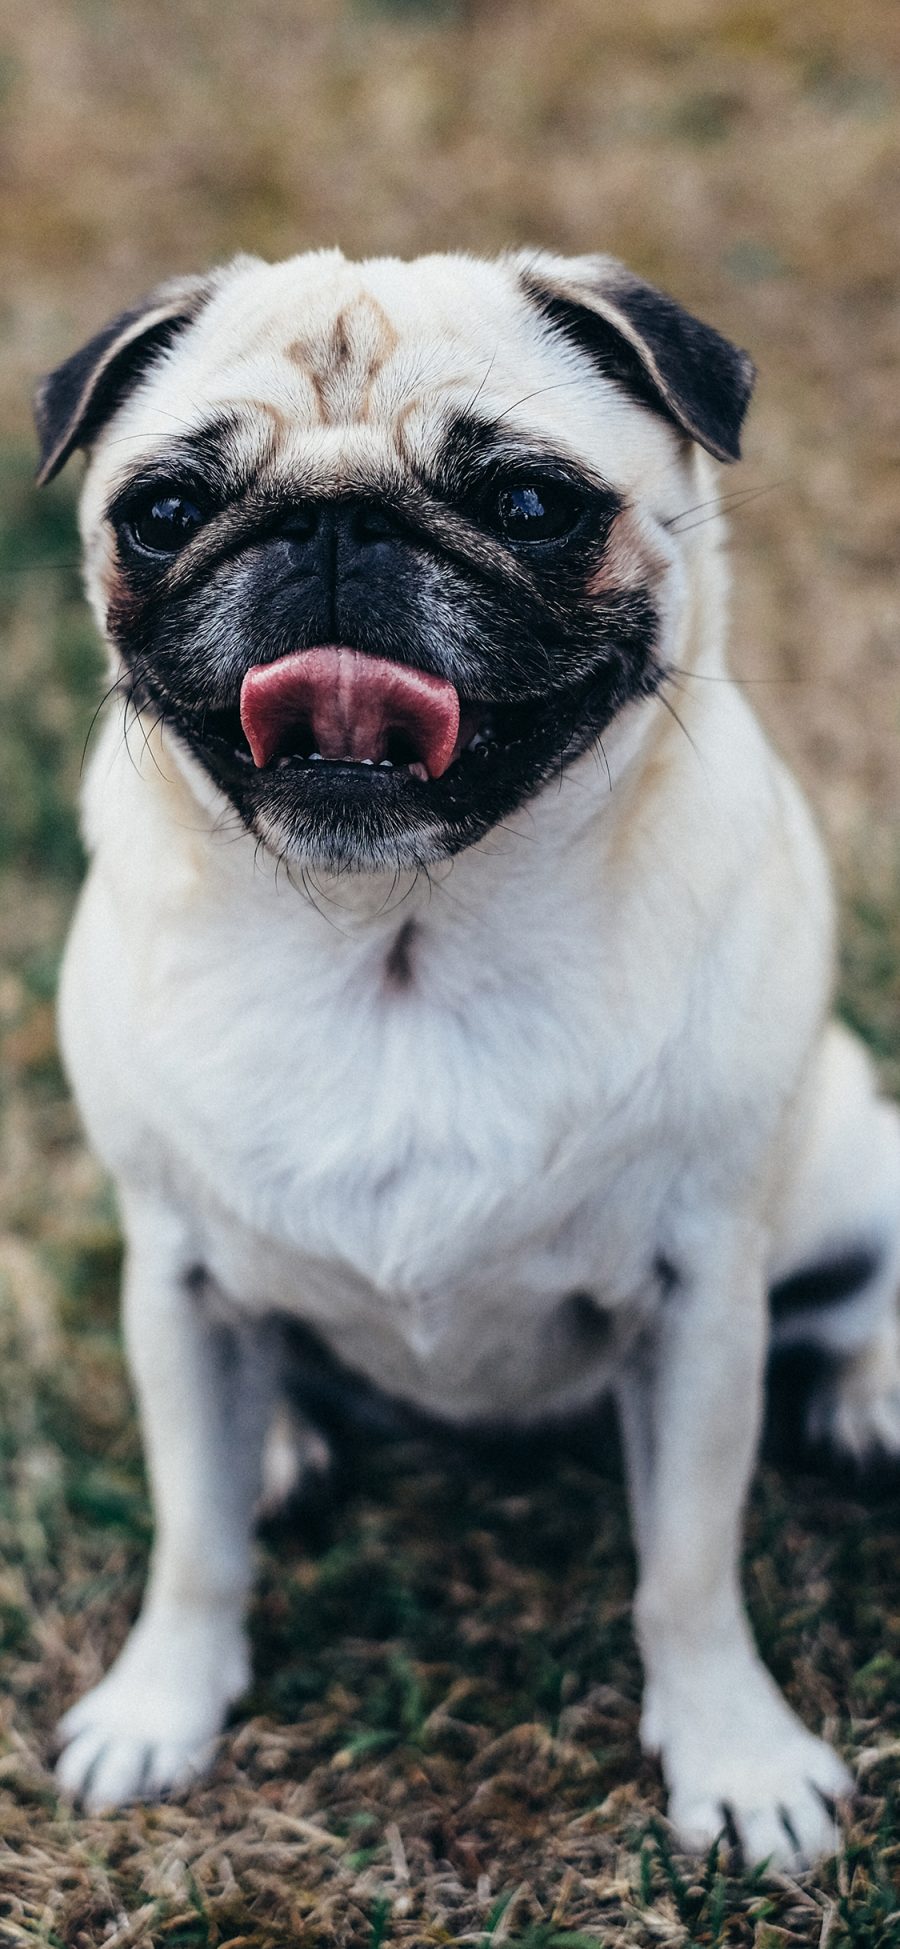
34, 248, 900, 1862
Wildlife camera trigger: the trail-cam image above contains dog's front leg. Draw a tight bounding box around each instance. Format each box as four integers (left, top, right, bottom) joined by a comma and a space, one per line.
56, 1191, 276, 1811
619, 1221, 851, 1868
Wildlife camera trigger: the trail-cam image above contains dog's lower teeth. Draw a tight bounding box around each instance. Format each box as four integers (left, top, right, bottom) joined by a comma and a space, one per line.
229, 723, 504, 773
268, 750, 401, 770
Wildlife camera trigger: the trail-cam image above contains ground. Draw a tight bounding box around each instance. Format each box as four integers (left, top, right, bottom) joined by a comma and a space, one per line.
0, 1, 899, 1943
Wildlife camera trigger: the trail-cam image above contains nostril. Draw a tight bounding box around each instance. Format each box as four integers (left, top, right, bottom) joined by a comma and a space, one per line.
351, 501, 402, 544
280, 504, 320, 542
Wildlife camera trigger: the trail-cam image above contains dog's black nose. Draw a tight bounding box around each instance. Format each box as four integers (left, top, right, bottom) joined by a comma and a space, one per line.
279, 498, 406, 561
262, 498, 415, 648
345, 501, 403, 544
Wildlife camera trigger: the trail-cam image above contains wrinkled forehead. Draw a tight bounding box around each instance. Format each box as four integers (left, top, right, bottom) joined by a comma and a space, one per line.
98, 249, 681, 499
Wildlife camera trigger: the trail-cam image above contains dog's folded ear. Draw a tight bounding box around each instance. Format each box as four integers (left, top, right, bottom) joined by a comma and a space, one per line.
34, 275, 214, 486
516, 252, 755, 463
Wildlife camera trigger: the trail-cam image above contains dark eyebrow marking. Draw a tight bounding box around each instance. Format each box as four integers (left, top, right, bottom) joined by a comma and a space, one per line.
104, 411, 271, 525
433, 409, 624, 508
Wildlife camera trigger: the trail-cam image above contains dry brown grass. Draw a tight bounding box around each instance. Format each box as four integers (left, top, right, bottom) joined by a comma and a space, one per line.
1, 2, 899, 1942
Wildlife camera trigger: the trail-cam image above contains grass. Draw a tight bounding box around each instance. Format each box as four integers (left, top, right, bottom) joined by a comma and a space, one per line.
1, 0, 900, 1940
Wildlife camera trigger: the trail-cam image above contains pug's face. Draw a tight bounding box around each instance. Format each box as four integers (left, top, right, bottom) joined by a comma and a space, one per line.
36, 250, 753, 872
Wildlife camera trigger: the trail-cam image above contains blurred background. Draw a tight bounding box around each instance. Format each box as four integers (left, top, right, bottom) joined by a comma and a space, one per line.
0, 3, 898, 1941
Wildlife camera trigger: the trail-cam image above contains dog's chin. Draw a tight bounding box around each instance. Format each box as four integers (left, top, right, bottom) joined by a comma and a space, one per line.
164, 673, 627, 874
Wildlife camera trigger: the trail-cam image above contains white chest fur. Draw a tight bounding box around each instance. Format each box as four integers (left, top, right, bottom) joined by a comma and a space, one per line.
60, 692, 831, 1424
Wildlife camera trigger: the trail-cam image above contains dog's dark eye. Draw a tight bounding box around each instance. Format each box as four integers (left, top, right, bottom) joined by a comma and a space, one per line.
123, 491, 206, 556
482, 479, 585, 544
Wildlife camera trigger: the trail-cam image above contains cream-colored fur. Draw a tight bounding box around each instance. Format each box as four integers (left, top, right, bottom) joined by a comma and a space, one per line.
50, 250, 900, 1862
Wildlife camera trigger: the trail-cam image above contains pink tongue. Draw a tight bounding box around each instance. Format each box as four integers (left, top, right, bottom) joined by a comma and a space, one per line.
239, 647, 461, 778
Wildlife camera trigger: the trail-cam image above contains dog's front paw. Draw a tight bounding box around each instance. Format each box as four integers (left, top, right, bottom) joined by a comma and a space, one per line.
645, 1677, 852, 1870
667, 1732, 850, 1870
55, 1604, 248, 1812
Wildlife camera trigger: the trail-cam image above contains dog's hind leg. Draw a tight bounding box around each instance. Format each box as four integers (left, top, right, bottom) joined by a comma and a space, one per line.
768, 1021, 900, 1465
257, 1398, 334, 1521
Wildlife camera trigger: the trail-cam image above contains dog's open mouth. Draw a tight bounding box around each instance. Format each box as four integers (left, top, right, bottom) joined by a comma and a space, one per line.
151, 629, 650, 867
152, 624, 657, 867
198, 646, 518, 784
240, 647, 470, 781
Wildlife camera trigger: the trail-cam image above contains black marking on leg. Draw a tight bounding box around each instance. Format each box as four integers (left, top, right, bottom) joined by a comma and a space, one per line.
183, 1262, 210, 1297
769, 1245, 882, 1321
